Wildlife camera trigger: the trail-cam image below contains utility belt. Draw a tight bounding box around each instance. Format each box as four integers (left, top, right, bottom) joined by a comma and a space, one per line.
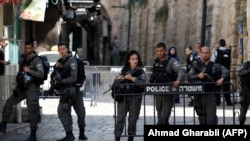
57, 83, 76, 90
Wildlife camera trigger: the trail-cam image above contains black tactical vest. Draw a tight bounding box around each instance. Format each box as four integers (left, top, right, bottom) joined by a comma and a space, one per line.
196, 61, 221, 91
150, 58, 175, 83
54, 56, 71, 79
118, 67, 143, 93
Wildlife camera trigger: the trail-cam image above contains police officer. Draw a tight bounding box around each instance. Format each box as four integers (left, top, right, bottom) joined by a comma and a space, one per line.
188, 46, 229, 125
150, 42, 184, 125
211, 39, 232, 106
54, 43, 78, 141
185, 46, 201, 106
0, 40, 44, 141
238, 52, 250, 125
67, 50, 88, 140
114, 50, 146, 141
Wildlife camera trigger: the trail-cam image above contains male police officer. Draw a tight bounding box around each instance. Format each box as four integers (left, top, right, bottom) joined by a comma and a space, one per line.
53, 43, 78, 141
67, 50, 88, 140
0, 40, 44, 141
238, 52, 250, 125
150, 42, 184, 125
211, 39, 232, 106
185, 46, 201, 106
189, 46, 229, 125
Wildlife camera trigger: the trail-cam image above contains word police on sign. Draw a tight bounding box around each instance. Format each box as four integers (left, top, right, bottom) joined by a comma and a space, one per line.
144, 83, 204, 94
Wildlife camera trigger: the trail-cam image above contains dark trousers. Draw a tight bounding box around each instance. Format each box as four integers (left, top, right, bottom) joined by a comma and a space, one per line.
115, 96, 142, 137
72, 87, 86, 127
215, 79, 232, 105
2, 84, 40, 130
239, 87, 250, 125
155, 95, 174, 125
57, 87, 75, 131
194, 94, 218, 125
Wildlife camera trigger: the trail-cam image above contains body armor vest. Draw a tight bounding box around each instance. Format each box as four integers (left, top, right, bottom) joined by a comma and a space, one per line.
196, 61, 221, 91
56, 57, 71, 79
150, 58, 177, 83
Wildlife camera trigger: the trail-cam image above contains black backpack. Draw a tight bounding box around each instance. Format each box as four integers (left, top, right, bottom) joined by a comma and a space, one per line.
53, 55, 86, 86
75, 57, 86, 86
215, 49, 231, 70
30, 55, 50, 85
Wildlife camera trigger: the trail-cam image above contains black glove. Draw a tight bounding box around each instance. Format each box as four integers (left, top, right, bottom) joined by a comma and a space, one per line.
53, 78, 62, 86
13, 88, 19, 97
55, 74, 62, 81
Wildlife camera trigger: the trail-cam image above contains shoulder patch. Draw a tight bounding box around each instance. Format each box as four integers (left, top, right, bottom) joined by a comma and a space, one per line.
36, 64, 43, 70
173, 61, 180, 67
70, 62, 77, 69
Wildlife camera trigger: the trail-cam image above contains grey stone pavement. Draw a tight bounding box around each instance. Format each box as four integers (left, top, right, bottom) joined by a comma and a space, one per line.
0, 93, 249, 141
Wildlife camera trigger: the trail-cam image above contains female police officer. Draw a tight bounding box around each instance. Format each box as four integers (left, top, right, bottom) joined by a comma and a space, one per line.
114, 50, 146, 141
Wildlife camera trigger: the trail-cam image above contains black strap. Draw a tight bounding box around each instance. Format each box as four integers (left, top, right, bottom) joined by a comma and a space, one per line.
20, 55, 38, 69
57, 56, 70, 65
29, 55, 39, 65
55, 56, 71, 77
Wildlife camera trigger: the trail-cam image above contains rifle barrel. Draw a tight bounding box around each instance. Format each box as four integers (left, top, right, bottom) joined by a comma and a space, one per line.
102, 68, 142, 95
103, 88, 111, 95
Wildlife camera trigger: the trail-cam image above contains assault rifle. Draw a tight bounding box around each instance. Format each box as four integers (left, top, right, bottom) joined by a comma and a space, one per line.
103, 68, 142, 95
42, 82, 56, 100
191, 61, 217, 85
42, 70, 61, 99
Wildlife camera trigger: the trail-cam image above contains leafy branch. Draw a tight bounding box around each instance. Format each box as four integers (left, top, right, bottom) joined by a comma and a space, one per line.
154, 4, 168, 23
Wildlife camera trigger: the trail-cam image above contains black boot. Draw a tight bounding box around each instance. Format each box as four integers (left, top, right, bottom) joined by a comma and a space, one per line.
79, 126, 88, 140
57, 131, 75, 141
0, 121, 7, 133
239, 116, 246, 125
25, 129, 37, 141
115, 137, 120, 141
128, 137, 134, 141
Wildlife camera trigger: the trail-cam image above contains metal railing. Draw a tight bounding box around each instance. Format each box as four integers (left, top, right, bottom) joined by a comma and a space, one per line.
112, 82, 240, 139
38, 64, 243, 106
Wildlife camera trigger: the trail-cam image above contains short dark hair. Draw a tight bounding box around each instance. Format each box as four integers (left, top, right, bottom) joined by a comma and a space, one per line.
219, 39, 226, 47
30, 38, 36, 42
25, 40, 33, 47
186, 46, 193, 51
58, 42, 67, 47
156, 42, 166, 49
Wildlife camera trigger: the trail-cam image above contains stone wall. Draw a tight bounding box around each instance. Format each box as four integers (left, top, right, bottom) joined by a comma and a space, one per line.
101, 0, 243, 90
247, 1, 250, 56
101, 0, 242, 65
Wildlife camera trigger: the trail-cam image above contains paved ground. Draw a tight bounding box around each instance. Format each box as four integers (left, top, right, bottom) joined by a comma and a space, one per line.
0, 93, 248, 141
